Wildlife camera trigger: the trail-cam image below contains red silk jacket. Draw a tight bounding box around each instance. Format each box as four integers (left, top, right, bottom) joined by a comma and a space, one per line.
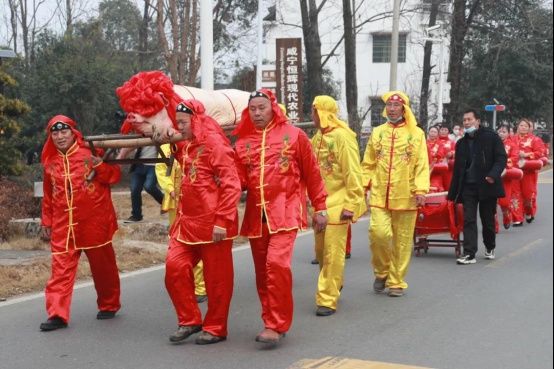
235, 122, 327, 237
514, 134, 545, 160
171, 134, 241, 244
41, 143, 120, 254
426, 138, 447, 165
503, 137, 520, 169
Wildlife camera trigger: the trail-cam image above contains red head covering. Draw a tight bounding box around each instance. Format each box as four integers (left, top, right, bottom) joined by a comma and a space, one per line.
387, 93, 406, 105
116, 71, 181, 134
179, 99, 229, 144
41, 115, 84, 163
232, 88, 289, 137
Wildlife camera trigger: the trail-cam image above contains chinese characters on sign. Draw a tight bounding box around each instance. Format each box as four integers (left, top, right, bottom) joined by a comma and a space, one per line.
276, 38, 304, 124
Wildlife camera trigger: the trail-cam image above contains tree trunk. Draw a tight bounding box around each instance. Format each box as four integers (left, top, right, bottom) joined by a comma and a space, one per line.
343, 0, 360, 135
419, 0, 440, 130
65, 0, 73, 37
156, 0, 178, 79
138, 0, 150, 69
17, 0, 29, 64
8, 0, 18, 53
446, 0, 481, 124
187, 0, 199, 85
299, 0, 323, 107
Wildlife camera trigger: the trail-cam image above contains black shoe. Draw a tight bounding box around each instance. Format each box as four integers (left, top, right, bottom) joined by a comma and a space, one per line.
526, 216, 535, 224
311, 258, 319, 265
373, 277, 387, 293
345, 253, 351, 259
196, 295, 207, 303
315, 306, 336, 316
169, 325, 202, 343
195, 331, 226, 345
513, 222, 523, 227
125, 215, 143, 223
503, 223, 511, 230
40, 317, 67, 331
96, 310, 116, 320
456, 254, 476, 265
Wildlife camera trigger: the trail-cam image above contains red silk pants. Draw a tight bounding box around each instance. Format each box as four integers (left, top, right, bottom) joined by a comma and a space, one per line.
249, 224, 297, 334
45, 243, 120, 323
165, 238, 234, 337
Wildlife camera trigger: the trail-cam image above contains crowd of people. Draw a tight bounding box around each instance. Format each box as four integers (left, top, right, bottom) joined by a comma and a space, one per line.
37, 71, 549, 347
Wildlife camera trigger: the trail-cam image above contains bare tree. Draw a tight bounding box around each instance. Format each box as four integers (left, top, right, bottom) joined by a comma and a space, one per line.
299, 0, 328, 105
343, 0, 360, 134
419, 0, 441, 129
446, 0, 482, 124
65, 0, 72, 36
138, 0, 151, 69
7, 0, 18, 53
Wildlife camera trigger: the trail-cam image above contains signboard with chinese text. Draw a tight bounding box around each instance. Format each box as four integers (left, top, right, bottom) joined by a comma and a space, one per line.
276, 38, 304, 123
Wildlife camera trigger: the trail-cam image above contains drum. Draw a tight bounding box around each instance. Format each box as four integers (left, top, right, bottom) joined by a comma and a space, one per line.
501, 168, 524, 180
518, 159, 543, 172
431, 162, 449, 174
448, 159, 455, 169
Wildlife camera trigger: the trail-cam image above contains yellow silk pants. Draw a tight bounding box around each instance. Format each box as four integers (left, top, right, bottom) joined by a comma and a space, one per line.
369, 208, 417, 290
169, 209, 206, 296
314, 223, 349, 310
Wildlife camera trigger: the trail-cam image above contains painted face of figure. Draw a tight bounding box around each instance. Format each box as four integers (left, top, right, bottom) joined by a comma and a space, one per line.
428, 127, 439, 140
176, 112, 193, 140
248, 97, 274, 129
51, 129, 76, 153
497, 126, 509, 141
517, 120, 532, 135
385, 100, 404, 122
126, 109, 177, 143
312, 106, 321, 130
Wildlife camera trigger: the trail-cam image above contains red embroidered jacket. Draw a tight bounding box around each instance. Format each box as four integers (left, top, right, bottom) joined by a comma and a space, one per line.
42, 143, 120, 254
235, 122, 327, 237
171, 134, 241, 244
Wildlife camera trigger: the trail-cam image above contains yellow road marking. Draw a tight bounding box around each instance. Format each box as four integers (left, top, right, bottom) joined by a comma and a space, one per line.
487, 238, 544, 268
288, 357, 433, 369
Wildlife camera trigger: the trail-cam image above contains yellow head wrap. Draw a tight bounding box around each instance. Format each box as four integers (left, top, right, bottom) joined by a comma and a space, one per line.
278, 103, 288, 117
381, 90, 418, 130
313, 95, 356, 137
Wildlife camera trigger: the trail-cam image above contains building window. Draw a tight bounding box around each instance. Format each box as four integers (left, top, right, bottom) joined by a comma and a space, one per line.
370, 97, 386, 127
372, 33, 407, 63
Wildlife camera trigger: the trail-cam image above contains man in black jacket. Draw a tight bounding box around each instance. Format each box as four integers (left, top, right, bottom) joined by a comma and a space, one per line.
447, 109, 507, 264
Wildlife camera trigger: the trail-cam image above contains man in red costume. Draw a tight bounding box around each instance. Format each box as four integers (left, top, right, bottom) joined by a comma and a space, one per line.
234, 89, 328, 344
40, 115, 121, 331
164, 99, 241, 345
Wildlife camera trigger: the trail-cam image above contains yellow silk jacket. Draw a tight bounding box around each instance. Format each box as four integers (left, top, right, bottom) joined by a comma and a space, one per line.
361, 121, 430, 210
155, 144, 182, 212
311, 127, 367, 224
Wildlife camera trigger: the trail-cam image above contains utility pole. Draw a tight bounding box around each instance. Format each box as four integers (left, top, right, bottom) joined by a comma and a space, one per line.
389, 0, 401, 90
200, 0, 214, 90
256, 0, 264, 90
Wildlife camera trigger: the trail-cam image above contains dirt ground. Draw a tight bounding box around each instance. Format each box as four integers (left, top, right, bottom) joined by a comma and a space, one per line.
0, 192, 247, 300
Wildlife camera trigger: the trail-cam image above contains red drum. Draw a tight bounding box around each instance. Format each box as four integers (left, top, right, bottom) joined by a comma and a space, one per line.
448, 159, 455, 169
501, 168, 524, 180
518, 159, 543, 172
431, 162, 449, 174
540, 157, 550, 166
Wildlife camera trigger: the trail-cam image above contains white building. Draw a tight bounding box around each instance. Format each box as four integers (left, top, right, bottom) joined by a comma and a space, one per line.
261, 0, 451, 128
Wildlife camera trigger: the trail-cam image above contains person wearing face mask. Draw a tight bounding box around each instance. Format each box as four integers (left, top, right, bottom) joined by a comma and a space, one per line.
361, 91, 430, 297
39, 115, 121, 331
447, 109, 507, 265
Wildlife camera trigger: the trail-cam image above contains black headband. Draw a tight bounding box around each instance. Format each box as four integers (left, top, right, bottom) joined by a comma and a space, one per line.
249, 91, 270, 101
50, 122, 71, 132
176, 103, 194, 114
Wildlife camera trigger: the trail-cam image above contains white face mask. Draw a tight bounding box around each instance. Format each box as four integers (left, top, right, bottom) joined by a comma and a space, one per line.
387, 116, 403, 124
464, 126, 477, 135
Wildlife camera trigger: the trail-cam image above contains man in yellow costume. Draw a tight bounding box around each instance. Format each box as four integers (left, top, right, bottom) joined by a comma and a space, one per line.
155, 144, 207, 303
361, 91, 429, 297
311, 96, 366, 316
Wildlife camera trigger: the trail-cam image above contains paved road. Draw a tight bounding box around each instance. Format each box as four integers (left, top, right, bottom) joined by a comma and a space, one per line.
1, 170, 552, 369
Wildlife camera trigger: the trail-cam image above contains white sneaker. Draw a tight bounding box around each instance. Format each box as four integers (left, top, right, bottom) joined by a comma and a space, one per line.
457, 255, 476, 265
484, 249, 495, 260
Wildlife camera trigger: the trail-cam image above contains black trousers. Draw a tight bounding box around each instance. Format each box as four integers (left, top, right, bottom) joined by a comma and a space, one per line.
461, 184, 497, 257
